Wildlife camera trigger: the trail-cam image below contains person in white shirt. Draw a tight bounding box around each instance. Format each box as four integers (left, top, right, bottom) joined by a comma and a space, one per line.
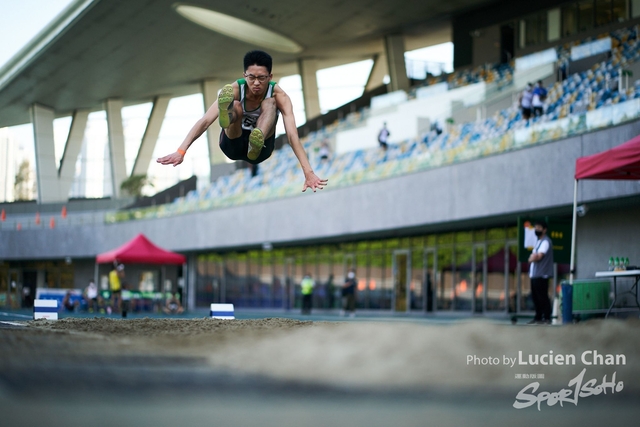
84, 280, 99, 312
527, 220, 554, 324
378, 122, 390, 150
519, 83, 534, 121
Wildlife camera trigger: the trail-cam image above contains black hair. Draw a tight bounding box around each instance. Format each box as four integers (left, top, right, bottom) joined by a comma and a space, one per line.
534, 220, 548, 229
244, 50, 272, 73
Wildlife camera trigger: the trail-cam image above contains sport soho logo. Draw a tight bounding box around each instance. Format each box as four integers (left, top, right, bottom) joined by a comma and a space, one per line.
466, 350, 626, 410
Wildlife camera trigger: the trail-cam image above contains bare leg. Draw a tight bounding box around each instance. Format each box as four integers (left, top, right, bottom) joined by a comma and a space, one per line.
247, 98, 277, 161
256, 98, 277, 138
224, 101, 244, 139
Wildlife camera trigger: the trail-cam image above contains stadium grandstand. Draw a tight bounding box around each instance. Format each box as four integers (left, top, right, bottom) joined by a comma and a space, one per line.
1, 0, 640, 317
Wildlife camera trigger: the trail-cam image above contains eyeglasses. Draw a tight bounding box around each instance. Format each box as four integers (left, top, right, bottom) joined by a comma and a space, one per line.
244, 74, 270, 83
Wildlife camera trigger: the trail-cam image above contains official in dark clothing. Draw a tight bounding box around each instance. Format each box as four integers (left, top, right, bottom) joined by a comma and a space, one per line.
528, 220, 554, 324
342, 269, 357, 317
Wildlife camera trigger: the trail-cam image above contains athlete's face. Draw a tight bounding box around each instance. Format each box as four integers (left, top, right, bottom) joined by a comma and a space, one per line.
244, 65, 271, 95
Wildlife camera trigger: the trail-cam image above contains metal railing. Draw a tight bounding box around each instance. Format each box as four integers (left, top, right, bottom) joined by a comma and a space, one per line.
0, 210, 108, 230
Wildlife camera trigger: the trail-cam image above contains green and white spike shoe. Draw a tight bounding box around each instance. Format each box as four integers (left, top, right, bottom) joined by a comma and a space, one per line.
217, 84, 234, 129
248, 128, 265, 161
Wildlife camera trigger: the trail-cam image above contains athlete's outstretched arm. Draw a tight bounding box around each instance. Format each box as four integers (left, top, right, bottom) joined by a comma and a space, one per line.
156, 101, 219, 167
157, 83, 239, 166
274, 86, 328, 192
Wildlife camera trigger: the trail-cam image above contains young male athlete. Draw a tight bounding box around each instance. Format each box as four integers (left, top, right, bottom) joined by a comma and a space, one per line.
157, 50, 327, 193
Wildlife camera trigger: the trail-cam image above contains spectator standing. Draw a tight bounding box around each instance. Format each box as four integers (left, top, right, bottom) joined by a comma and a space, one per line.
326, 274, 335, 309
520, 83, 534, 121
300, 273, 315, 315
342, 269, 357, 317
319, 140, 331, 162
527, 220, 554, 324
431, 121, 443, 136
109, 263, 125, 314
378, 122, 390, 150
558, 59, 568, 81
22, 286, 33, 308
249, 162, 259, 177
84, 280, 99, 312
532, 80, 547, 118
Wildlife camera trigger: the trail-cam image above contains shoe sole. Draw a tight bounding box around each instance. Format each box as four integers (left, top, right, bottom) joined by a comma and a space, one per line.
248, 128, 264, 161
218, 84, 234, 129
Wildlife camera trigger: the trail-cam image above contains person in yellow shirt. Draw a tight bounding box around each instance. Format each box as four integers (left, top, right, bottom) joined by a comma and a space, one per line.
300, 273, 315, 315
109, 264, 124, 313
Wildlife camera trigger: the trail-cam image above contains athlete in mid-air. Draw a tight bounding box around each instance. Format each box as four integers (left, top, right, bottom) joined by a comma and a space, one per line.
157, 50, 327, 193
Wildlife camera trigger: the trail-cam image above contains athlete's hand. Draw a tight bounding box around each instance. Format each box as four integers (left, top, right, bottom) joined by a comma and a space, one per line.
156, 151, 184, 167
302, 171, 328, 193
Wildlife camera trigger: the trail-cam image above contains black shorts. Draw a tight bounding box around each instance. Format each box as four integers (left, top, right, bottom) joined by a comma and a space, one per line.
219, 129, 276, 165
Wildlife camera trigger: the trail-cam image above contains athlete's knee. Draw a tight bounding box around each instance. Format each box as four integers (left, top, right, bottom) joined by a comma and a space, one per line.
261, 97, 276, 110
231, 101, 243, 121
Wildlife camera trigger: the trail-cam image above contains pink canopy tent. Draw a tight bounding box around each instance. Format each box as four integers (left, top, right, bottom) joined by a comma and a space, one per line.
570, 135, 640, 283
96, 233, 186, 265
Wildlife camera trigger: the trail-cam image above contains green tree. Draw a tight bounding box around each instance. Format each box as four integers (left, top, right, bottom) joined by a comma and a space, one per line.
120, 174, 153, 197
14, 159, 34, 201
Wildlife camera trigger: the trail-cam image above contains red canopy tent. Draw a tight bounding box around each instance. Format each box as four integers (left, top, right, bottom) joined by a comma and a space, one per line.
96, 233, 186, 265
575, 135, 640, 180
570, 135, 640, 283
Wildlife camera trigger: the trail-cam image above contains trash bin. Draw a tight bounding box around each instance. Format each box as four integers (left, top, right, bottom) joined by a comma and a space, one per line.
561, 281, 573, 324
562, 280, 610, 323
572, 280, 610, 311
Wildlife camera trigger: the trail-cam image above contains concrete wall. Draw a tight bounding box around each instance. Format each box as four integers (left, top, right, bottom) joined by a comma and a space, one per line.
472, 24, 501, 67
0, 197, 134, 215
453, 0, 568, 68
576, 205, 640, 279
73, 259, 96, 289
1, 120, 639, 284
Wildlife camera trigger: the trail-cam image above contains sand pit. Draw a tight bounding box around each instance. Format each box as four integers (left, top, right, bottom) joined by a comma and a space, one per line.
15, 316, 640, 395
2, 317, 639, 427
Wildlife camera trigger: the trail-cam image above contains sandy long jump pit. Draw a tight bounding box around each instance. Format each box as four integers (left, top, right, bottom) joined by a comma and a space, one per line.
1, 316, 639, 426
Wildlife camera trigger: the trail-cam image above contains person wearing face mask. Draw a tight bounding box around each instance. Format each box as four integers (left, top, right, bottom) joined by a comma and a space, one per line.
342, 269, 357, 317
527, 220, 554, 324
